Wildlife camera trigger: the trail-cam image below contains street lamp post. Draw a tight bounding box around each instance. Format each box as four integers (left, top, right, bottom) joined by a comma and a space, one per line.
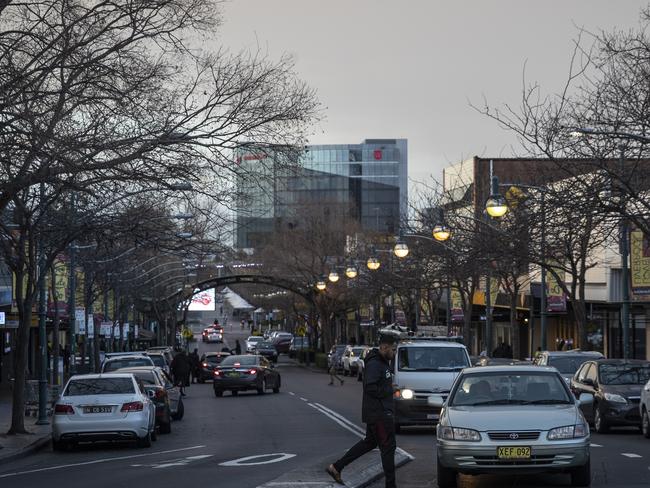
36, 182, 49, 425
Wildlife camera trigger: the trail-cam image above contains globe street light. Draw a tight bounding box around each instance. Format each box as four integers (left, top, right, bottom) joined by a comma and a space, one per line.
345, 265, 358, 279
316, 279, 327, 291
393, 238, 409, 258
485, 177, 508, 218
328, 271, 340, 283
432, 208, 451, 242
367, 256, 381, 270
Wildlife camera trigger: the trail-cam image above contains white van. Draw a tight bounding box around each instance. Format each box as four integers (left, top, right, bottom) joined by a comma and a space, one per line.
392, 339, 471, 433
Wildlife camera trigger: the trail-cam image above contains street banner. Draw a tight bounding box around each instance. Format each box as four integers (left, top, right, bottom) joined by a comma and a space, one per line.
75, 308, 86, 334
630, 229, 650, 297
48, 257, 69, 316
451, 289, 464, 322
134, 325, 139, 338
100, 321, 112, 336
546, 266, 567, 313
87, 314, 94, 338
122, 323, 129, 340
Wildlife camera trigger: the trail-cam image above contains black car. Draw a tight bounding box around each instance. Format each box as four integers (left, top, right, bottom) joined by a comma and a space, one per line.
198, 351, 231, 382
271, 333, 293, 354
571, 359, 650, 433
213, 355, 281, 397
253, 341, 279, 363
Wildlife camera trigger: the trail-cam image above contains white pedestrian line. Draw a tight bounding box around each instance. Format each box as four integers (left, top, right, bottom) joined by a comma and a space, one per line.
622, 453, 642, 458
220, 453, 296, 466
0, 445, 207, 478
149, 454, 215, 469
590, 443, 603, 447
300, 397, 308, 401
288, 392, 295, 396
309, 402, 363, 438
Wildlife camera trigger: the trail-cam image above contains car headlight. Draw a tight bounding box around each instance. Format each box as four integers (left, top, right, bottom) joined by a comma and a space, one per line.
547, 423, 589, 440
400, 388, 414, 400
604, 392, 627, 404
438, 426, 481, 441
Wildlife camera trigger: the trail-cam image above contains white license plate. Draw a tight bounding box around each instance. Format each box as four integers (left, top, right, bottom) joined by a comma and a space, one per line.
83, 406, 112, 414
426, 414, 439, 420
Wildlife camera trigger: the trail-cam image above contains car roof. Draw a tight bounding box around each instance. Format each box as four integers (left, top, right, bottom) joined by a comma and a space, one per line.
105, 354, 150, 360
205, 351, 230, 356
544, 350, 604, 357
592, 359, 650, 365
397, 340, 468, 349
68, 373, 137, 380
114, 366, 161, 372
464, 365, 558, 374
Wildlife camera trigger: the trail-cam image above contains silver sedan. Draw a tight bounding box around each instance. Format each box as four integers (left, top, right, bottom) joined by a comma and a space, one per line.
434, 365, 592, 487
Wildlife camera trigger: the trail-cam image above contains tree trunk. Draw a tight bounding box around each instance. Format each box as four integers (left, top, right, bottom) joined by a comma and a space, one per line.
9, 295, 33, 435
510, 291, 520, 359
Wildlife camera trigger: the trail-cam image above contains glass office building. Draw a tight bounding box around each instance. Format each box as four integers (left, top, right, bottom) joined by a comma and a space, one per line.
235, 139, 408, 249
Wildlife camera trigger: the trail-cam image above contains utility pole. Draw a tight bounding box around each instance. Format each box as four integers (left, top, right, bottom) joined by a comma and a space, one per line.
36, 182, 49, 425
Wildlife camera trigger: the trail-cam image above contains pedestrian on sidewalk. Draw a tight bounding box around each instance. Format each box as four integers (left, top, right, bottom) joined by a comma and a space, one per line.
326, 334, 397, 487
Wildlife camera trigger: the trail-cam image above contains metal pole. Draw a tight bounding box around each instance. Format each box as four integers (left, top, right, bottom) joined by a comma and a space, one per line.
485, 270, 492, 355
540, 191, 548, 351
620, 145, 631, 359
36, 182, 49, 425
68, 194, 76, 376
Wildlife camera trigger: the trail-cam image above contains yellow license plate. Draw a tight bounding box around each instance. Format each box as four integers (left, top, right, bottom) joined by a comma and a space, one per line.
497, 446, 531, 459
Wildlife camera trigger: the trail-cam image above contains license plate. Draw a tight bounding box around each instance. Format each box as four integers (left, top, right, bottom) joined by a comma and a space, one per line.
426, 414, 439, 420
227, 371, 240, 378
83, 406, 112, 414
497, 446, 531, 459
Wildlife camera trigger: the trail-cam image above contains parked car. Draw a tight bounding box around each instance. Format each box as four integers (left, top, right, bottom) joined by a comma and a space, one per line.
288, 336, 310, 358
213, 355, 281, 397
271, 332, 293, 354
115, 366, 183, 433
356, 347, 372, 382
434, 365, 592, 488
342, 346, 369, 376
101, 355, 154, 373
52, 373, 157, 450
571, 359, 650, 433
642, 377, 650, 438
534, 350, 604, 383
245, 335, 264, 353
146, 353, 171, 375
327, 344, 348, 373
393, 339, 472, 433
146, 347, 174, 365
253, 341, 279, 363
198, 351, 231, 382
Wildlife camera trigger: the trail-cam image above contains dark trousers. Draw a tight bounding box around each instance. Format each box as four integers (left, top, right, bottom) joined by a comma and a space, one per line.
333, 419, 396, 488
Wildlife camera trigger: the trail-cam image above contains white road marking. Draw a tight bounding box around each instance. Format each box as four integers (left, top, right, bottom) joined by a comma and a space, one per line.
313, 403, 365, 436
309, 403, 364, 438
219, 453, 296, 466
151, 454, 214, 469
264, 483, 331, 486
590, 443, 603, 447
622, 453, 642, 458
0, 445, 206, 478
288, 392, 295, 396
300, 397, 308, 401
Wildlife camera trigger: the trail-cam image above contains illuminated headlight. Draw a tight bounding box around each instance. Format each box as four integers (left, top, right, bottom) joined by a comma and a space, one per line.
401, 389, 414, 400
604, 392, 627, 404
547, 423, 589, 440
438, 426, 481, 441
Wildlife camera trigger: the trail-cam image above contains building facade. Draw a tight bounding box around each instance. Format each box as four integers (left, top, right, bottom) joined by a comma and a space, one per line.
235, 139, 408, 249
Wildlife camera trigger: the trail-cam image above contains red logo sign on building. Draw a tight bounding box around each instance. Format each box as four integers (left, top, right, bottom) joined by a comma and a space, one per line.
373, 150, 382, 160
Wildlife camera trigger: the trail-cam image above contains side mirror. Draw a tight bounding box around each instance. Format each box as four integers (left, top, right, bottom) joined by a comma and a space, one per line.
578, 392, 594, 406
427, 394, 445, 408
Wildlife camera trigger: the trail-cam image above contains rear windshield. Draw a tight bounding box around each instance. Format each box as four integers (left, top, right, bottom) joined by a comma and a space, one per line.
548, 355, 599, 374
149, 355, 166, 367
599, 363, 650, 385
103, 358, 152, 371
65, 377, 135, 396
205, 355, 227, 363
398, 347, 469, 371
221, 355, 257, 366
128, 371, 158, 385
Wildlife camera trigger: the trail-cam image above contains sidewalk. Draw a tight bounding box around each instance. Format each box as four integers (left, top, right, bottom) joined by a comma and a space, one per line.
0, 388, 51, 464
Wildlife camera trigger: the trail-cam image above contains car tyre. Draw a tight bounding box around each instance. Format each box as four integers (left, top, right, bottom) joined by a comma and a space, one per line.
570, 459, 591, 487
52, 438, 68, 452
594, 405, 609, 434
160, 411, 172, 434
273, 378, 281, 393
171, 399, 184, 420
231, 390, 238, 396
214, 389, 223, 397
137, 430, 152, 448
642, 408, 650, 438
436, 456, 457, 488
151, 426, 158, 441
357, 371, 363, 382
257, 380, 266, 395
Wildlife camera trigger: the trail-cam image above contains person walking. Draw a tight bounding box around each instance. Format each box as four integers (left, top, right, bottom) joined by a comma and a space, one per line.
234, 339, 242, 355
326, 334, 397, 487
328, 359, 344, 386
189, 348, 200, 383
170, 350, 190, 396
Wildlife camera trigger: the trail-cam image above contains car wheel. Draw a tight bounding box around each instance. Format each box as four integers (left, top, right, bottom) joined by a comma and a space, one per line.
273, 378, 281, 393
137, 430, 152, 448
160, 410, 172, 434
214, 389, 223, 397
436, 456, 457, 488
594, 405, 609, 434
151, 425, 158, 441
570, 459, 591, 487
642, 408, 650, 439
257, 380, 266, 395
357, 371, 363, 382
171, 399, 184, 420
231, 390, 238, 396
52, 438, 68, 451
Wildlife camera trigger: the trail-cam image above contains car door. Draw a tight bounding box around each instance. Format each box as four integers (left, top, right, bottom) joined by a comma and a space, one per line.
573, 363, 597, 421
259, 357, 276, 387
160, 369, 180, 412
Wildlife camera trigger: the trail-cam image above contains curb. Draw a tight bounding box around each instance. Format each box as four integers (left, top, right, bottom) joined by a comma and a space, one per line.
257, 447, 413, 488
0, 434, 50, 466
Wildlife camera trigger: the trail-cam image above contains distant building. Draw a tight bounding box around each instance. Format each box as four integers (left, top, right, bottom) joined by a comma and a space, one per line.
235, 139, 408, 249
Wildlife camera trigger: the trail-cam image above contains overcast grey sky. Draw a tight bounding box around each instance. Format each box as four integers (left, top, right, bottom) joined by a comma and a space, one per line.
217, 1, 648, 184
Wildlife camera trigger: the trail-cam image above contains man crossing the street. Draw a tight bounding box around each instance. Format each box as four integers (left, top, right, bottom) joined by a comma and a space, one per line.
326, 334, 397, 487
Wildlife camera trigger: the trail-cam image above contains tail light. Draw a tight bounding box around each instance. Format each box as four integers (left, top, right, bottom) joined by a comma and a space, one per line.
249, 369, 257, 375
202, 362, 208, 367
54, 404, 74, 415
121, 401, 144, 412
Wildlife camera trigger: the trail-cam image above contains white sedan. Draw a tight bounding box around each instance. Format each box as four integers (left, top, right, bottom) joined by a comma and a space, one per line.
52, 373, 156, 450
245, 336, 264, 352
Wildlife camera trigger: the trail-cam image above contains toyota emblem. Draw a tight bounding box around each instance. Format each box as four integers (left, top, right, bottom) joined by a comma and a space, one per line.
509, 433, 519, 440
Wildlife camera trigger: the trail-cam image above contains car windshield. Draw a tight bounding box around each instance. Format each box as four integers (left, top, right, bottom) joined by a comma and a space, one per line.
449, 372, 572, 406
333, 345, 346, 354
248, 337, 263, 343
205, 355, 225, 363
599, 363, 650, 385
65, 377, 135, 396
103, 358, 152, 371
149, 355, 165, 367
352, 348, 365, 356
221, 355, 257, 366
398, 347, 469, 371
547, 355, 600, 374
257, 342, 273, 348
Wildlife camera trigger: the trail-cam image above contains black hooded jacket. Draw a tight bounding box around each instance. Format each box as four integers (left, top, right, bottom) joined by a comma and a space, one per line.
361, 349, 395, 423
